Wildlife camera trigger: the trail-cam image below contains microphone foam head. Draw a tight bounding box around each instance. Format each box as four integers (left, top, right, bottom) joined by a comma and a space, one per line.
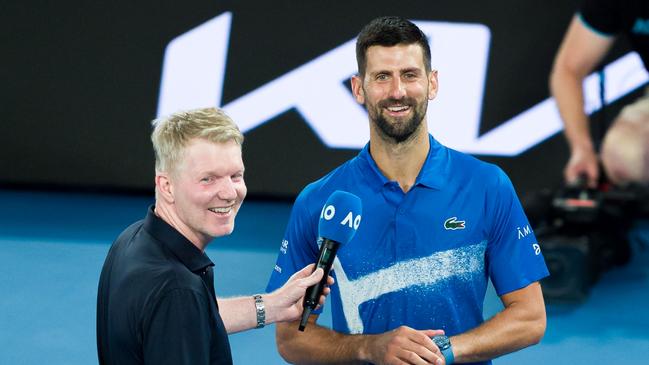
318, 190, 362, 244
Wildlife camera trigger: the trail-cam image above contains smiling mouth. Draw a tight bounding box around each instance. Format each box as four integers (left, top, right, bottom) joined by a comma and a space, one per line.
383, 104, 412, 117
208, 206, 233, 214
379, 97, 415, 111
386, 105, 410, 112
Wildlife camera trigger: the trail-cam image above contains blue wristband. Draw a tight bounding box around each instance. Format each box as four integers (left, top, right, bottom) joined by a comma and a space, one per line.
441, 345, 454, 365
432, 335, 454, 365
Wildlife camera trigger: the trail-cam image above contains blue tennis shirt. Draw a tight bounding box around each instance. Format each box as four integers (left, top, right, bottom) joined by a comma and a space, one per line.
267, 135, 548, 361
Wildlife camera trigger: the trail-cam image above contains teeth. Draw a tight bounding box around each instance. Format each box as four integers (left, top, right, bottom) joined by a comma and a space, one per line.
387, 106, 409, 112
209, 207, 232, 213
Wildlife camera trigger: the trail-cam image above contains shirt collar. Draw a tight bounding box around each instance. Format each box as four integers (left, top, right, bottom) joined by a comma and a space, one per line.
142, 206, 214, 273
358, 134, 448, 190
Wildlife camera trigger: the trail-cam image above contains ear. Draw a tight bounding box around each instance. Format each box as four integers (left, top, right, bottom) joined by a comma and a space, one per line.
155, 173, 175, 204
428, 70, 439, 100
351, 75, 365, 105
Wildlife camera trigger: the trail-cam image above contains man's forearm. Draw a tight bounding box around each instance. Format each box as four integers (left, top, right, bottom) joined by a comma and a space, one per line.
218, 292, 296, 334
550, 64, 592, 152
450, 282, 546, 363
218, 296, 259, 334
276, 317, 371, 365
550, 15, 614, 154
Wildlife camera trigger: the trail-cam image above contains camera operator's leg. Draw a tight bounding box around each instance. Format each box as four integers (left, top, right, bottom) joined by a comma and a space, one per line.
601, 95, 649, 185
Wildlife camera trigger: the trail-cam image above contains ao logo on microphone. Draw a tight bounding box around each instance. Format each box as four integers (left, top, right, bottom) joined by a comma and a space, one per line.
320, 204, 361, 230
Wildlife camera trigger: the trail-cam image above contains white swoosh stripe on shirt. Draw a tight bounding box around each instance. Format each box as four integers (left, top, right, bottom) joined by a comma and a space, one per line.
333, 241, 487, 333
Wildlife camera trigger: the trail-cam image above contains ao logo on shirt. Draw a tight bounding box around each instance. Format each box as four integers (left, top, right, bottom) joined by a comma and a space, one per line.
320, 204, 362, 230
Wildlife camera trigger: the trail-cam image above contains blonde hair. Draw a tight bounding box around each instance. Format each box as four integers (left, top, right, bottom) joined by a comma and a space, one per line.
151, 107, 243, 174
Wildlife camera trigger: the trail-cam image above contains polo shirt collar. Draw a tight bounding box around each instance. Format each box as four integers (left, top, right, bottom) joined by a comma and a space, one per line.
143, 206, 214, 272
358, 134, 448, 190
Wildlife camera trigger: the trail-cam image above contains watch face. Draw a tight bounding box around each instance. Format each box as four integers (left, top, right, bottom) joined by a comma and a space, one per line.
432, 335, 451, 350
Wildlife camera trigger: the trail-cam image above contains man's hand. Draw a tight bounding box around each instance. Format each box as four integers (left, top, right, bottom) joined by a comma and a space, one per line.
565, 145, 599, 188
265, 264, 334, 324
363, 326, 446, 365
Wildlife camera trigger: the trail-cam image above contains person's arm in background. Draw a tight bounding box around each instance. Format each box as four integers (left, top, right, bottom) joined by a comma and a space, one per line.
550, 14, 615, 187
218, 264, 332, 334
276, 316, 445, 365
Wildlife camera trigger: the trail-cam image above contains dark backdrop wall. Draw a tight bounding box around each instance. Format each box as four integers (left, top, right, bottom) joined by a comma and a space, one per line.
1, 0, 641, 198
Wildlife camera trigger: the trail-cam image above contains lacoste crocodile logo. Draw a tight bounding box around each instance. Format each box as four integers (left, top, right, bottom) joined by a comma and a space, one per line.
444, 217, 466, 230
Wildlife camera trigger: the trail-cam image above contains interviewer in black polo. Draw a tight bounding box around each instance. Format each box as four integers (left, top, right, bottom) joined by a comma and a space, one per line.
96, 107, 331, 365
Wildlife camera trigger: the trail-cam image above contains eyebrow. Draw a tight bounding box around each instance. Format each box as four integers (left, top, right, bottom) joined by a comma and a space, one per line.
370, 67, 423, 76
196, 166, 245, 177
400, 67, 423, 74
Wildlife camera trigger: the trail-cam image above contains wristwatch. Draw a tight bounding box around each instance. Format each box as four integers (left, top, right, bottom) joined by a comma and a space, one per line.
253, 294, 265, 328
431, 335, 454, 365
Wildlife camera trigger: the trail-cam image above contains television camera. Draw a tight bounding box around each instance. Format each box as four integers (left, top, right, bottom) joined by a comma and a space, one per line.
524, 180, 649, 301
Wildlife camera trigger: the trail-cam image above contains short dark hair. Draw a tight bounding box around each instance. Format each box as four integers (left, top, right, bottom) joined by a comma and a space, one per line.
356, 16, 431, 77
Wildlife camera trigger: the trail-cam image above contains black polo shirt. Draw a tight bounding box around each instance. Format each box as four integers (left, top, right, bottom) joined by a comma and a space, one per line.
97, 206, 232, 365
581, 0, 649, 69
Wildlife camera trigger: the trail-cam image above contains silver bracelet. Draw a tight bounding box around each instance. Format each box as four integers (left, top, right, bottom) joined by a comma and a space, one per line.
253, 294, 265, 329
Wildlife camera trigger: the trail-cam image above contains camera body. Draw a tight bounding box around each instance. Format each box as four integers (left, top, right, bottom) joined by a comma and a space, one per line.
524, 183, 648, 301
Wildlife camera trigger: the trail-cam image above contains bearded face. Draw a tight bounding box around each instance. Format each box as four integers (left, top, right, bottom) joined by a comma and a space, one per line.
352, 44, 437, 144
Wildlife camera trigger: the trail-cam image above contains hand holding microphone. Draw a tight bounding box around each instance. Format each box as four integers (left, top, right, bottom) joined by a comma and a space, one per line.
262, 263, 334, 325
299, 190, 362, 331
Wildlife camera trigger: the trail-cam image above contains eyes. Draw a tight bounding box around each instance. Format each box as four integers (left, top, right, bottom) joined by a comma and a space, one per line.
231, 172, 244, 182
375, 73, 390, 81
374, 71, 420, 82
199, 172, 244, 184
403, 72, 418, 80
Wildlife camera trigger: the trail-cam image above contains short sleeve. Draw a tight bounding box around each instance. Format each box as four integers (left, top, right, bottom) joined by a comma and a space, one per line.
486, 168, 549, 296
266, 189, 320, 295
579, 0, 623, 36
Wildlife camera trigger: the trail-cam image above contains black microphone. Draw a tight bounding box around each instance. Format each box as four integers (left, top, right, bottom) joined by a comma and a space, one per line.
299, 190, 362, 331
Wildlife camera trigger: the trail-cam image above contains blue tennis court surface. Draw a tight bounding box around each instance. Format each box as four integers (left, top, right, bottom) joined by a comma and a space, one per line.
1, 189, 648, 364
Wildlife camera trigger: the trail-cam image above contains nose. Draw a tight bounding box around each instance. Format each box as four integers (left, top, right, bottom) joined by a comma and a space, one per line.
217, 178, 238, 201
388, 78, 406, 100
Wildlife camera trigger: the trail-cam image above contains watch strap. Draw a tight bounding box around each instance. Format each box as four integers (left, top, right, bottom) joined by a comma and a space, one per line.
441, 344, 454, 365
432, 335, 454, 365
